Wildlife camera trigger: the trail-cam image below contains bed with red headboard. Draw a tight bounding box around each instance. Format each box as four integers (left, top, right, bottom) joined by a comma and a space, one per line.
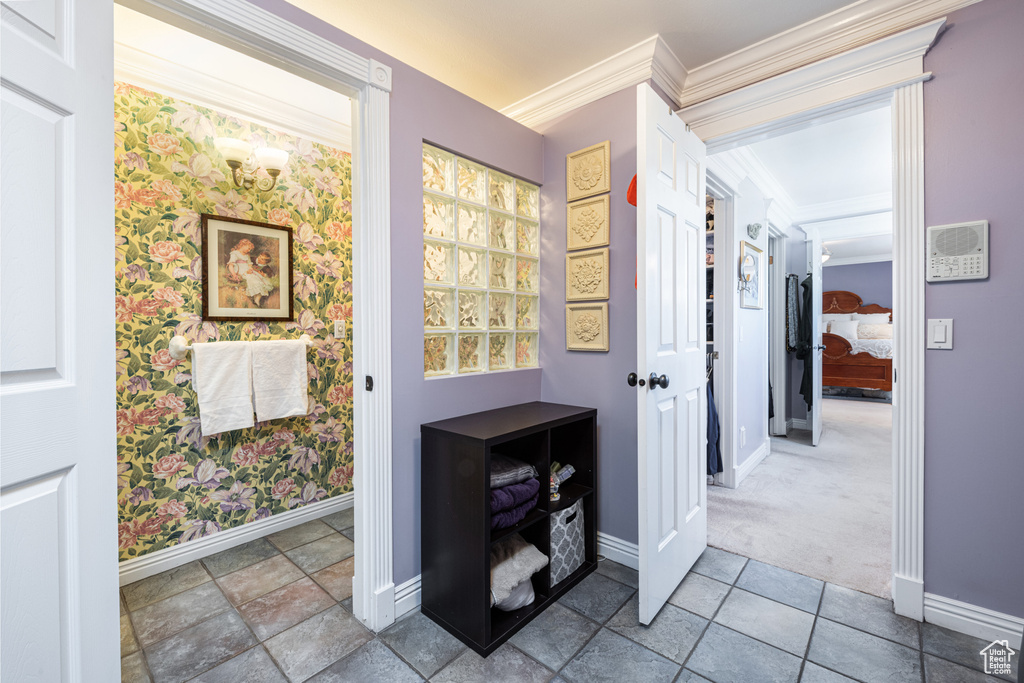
821, 290, 893, 392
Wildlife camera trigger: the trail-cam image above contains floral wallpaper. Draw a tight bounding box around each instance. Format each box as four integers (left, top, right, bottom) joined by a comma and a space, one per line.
114, 82, 353, 561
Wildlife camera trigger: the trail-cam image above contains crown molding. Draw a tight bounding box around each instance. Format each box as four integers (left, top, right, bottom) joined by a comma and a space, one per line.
795, 192, 892, 224
115, 42, 352, 150
502, 0, 974, 132
678, 18, 944, 143
677, 0, 978, 109
804, 212, 893, 240
499, 35, 686, 130
707, 147, 798, 229
823, 253, 893, 267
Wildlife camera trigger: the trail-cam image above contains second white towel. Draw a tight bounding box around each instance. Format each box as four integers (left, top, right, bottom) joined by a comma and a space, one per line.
252, 339, 309, 422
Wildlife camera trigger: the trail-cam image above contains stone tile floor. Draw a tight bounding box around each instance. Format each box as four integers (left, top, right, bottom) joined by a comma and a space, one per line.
122, 523, 1017, 683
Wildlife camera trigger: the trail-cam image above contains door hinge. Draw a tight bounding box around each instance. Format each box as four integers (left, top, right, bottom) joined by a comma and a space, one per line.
365, 375, 374, 391
769, 256, 774, 265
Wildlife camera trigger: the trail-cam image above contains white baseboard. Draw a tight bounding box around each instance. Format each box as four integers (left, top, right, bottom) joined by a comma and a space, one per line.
788, 418, 808, 431
733, 440, 770, 487
924, 593, 1024, 650
598, 531, 639, 570
893, 573, 924, 621
118, 493, 353, 586
394, 574, 422, 620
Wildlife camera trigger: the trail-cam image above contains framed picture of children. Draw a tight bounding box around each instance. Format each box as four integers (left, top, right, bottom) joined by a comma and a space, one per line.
201, 214, 294, 321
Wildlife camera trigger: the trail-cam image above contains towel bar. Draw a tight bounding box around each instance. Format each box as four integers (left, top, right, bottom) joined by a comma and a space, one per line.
167, 334, 313, 361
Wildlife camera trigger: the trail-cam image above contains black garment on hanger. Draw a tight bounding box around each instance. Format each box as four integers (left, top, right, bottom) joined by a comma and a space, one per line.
796, 275, 814, 410
707, 372, 723, 476
768, 381, 775, 420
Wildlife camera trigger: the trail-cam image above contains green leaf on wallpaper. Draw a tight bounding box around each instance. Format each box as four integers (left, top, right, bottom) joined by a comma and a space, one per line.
150, 379, 175, 392
138, 324, 163, 347
137, 215, 162, 235
153, 444, 170, 461
136, 105, 160, 123
149, 270, 173, 284
141, 433, 164, 454
124, 129, 139, 149
125, 243, 140, 261
129, 469, 142, 488
153, 486, 177, 499
128, 355, 141, 376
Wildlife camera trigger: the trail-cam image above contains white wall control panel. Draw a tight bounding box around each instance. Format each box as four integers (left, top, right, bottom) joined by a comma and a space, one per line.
926, 220, 988, 281
927, 319, 953, 349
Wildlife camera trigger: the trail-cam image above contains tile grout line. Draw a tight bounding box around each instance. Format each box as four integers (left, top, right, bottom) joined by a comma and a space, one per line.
677, 556, 749, 676
795, 577, 828, 682
121, 588, 156, 683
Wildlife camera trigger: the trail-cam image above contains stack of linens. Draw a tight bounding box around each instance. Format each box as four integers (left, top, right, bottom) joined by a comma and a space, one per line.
490, 533, 548, 611
490, 455, 539, 530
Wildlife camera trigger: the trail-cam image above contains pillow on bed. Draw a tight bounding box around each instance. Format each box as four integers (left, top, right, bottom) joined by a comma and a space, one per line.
853, 312, 891, 324
858, 323, 893, 339
829, 320, 860, 340
822, 313, 853, 323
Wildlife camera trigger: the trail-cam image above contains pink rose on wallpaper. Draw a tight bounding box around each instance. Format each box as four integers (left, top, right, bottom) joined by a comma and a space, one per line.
157, 500, 188, 519
267, 207, 292, 225
148, 241, 184, 264
327, 304, 349, 321
132, 298, 163, 317
326, 221, 352, 242
147, 133, 183, 156
271, 478, 296, 500
131, 187, 163, 208
152, 453, 187, 479
115, 295, 136, 322
273, 430, 296, 444
328, 464, 353, 489
116, 410, 135, 436
151, 179, 183, 202
134, 407, 165, 426
115, 181, 134, 210
328, 385, 353, 405
154, 394, 186, 414
153, 286, 185, 308
232, 442, 273, 467
150, 348, 181, 373
118, 517, 164, 550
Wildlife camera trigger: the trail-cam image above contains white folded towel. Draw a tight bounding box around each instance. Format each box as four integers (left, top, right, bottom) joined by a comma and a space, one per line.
251, 340, 309, 422
192, 341, 254, 436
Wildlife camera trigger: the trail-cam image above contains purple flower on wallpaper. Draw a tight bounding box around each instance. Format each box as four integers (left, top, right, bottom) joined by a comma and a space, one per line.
340, 281, 352, 295
175, 417, 206, 450
316, 337, 344, 361
294, 222, 324, 250
122, 152, 148, 171
307, 362, 320, 382
126, 376, 151, 394
174, 372, 192, 385
170, 106, 216, 141
209, 481, 256, 512
339, 199, 352, 214
307, 402, 326, 421
117, 462, 131, 491
175, 314, 219, 343
284, 185, 315, 213
344, 440, 354, 455
129, 486, 153, 505
173, 255, 202, 281
171, 153, 226, 187
208, 189, 252, 219
124, 264, 150, 282
115, 234, 128, 262
176, 459, 230, 490
253, 507, 272, 521
293, 272, 318, 300
286, 309, 325, 336
116, 348, 130, 376
312, 415, 344, 443
288, 481, 327, 508
288, 446, 320, 475
309, 251, 344, 278
343, 361, 353, 374
179, 519, 222, 543
249, 322, 270, 336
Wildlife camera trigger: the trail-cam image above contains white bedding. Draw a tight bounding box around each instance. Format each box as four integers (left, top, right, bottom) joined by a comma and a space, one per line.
846, 339, 893, 359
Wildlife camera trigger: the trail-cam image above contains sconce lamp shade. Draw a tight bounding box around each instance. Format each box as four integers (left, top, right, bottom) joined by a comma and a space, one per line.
254, 147, 289, 173
214, 137, 253, 165
821, 244, 832, 263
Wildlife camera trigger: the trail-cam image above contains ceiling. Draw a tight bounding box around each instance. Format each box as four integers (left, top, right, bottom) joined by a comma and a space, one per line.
284, 0, 854, 111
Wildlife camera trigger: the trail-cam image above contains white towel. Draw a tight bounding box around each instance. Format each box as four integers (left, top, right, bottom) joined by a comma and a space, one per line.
192, 341, 254, 436
251, 340, 309, 422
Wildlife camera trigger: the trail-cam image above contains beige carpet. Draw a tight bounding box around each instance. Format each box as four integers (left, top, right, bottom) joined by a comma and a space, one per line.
708, 399, 892, 598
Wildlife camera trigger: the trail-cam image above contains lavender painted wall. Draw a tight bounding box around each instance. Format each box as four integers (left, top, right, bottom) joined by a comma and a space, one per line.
822, 261, 893, 308
254, 0, 544, 584
536, 87, 640, 543
923, 0, 1024, 618
786, 238, 808, 422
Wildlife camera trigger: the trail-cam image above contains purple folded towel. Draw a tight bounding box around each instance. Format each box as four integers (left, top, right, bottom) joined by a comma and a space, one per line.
490, 477, 540, 514
491, 493, 540, 530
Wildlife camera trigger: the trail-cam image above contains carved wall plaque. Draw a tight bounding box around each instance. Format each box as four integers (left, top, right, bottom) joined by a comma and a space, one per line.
566, 141, 611, 202
566, 247, 609, 301
566, 303, 609, 351
567, 195, 610, 251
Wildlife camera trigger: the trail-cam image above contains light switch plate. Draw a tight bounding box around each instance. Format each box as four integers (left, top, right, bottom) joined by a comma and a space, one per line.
334, 320, 345, 337
927, 318, 953, 349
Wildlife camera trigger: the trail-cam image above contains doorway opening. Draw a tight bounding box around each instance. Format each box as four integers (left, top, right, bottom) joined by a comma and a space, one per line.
704, 102, 896, 599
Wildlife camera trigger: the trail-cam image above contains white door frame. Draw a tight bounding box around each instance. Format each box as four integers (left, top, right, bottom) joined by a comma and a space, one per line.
767, 226, 788, 437
679, 18, 939, 619
121, 0, 396, 631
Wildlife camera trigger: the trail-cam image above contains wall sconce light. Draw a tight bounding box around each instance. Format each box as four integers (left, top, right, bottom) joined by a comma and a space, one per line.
821, 244, 832, 263
214, 137, 288, 193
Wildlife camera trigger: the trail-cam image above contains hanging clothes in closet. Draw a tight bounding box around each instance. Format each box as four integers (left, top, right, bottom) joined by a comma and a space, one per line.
706, 359, 723, 476
796, 274, 814, 410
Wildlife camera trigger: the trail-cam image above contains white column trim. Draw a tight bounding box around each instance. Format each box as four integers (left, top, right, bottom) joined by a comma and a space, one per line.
891, 81, 925, 620
126, 0, 396, 632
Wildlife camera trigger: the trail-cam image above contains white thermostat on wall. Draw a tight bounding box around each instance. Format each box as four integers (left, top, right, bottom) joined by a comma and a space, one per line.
926, 220, 989, 282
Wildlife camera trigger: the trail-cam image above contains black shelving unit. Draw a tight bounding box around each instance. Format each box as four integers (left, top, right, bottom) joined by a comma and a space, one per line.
420, 401, 597, 656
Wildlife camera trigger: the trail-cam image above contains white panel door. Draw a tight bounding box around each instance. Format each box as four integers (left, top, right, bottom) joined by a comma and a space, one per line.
636, 83, 707, 625
1, 0, 119, 680
807, 234, 824, 445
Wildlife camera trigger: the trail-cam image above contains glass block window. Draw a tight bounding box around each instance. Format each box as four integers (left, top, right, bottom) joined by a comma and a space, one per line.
423, 143, 540, 376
